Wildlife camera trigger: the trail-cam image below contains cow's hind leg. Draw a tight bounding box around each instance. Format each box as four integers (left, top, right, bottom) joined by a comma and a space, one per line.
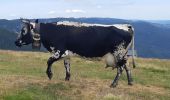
110, 66, 124, 88
46, 50, 62, 80
124, 65, 133, 85
64, 59, 71, 81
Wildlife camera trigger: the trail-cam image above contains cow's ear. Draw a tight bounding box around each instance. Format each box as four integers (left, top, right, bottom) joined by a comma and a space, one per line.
35, 19, 39, 23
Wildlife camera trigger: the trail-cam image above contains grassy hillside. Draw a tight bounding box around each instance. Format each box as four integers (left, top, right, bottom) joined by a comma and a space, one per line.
0, 50, 170, 100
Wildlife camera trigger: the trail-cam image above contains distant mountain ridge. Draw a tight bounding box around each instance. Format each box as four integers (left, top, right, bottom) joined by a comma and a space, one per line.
148, 20, 170, 24
0, 18, 170, 59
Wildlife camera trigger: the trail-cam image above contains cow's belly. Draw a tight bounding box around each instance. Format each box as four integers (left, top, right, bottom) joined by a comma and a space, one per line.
71, 49, 109, 57
68, 44, 115, 57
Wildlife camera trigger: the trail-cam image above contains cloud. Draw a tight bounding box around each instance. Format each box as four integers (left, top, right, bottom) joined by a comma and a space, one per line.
111, 0, 135, 6
9, 14, 17, 17
97, 5, 102, 9
65, 9, 86, 13
48, 11, 56, 14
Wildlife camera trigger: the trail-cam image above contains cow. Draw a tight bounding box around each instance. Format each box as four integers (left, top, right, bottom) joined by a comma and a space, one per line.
15, 19, 136, 88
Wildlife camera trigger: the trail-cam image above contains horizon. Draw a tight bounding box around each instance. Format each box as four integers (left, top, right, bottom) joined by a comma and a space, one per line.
0, 0, 170, 20
0, 17, 170, 21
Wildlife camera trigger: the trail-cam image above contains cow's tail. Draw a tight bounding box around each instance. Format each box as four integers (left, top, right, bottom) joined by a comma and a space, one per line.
131, 34, 136, 68
129, 25, 136, 68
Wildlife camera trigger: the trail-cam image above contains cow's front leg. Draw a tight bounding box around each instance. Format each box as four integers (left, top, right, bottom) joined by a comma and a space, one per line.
110, 66, 124, 88
124, 65, 133, 85
46, 50, 61, 80
64, 59, 71, 81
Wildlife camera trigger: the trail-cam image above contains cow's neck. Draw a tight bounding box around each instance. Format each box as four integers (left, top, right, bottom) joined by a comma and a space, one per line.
32, 23, 41, 49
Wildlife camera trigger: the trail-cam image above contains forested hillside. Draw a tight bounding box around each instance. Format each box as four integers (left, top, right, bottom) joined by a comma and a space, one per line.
0, 18, 170, 59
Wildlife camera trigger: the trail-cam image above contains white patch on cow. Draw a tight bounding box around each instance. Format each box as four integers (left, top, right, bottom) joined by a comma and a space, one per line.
50, 46, 55, 53
22, 27, 28, 35
64, 59, 70, 73
62, 50, 74, 58
30, 22, 35, 28
113, 24, 130, 32
19, 40, 22, 43
57, 21, 132, 32
113, 42, 126, 61
65, 50, 69, 55
62, 50, 69, 57
52, 50, 60, 59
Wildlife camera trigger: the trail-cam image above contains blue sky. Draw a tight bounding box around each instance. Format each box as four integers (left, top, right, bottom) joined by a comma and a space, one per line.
0, 0, 169, 20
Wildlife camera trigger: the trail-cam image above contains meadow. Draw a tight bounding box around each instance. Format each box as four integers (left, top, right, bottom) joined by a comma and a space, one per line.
0, 50, 170, 100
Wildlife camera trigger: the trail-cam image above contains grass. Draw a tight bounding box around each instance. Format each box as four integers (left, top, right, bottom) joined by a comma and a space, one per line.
0, 50, 170, 100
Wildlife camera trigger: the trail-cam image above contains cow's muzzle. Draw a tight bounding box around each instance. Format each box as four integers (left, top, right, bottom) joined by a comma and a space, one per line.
15, 40, 22, 47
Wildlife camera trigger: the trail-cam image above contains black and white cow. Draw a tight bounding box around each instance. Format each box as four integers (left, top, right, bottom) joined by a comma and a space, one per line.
15, 19, 136, 88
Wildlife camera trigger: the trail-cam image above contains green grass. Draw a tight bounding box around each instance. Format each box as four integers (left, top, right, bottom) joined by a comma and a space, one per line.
0, 50, 170, 100
3, 83, 71, 100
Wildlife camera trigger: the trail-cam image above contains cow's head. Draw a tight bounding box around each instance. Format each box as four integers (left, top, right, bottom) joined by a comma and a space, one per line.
15, 19, 40, 49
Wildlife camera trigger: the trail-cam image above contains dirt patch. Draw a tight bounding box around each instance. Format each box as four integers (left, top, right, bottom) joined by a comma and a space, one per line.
127, 84, 168, 95
63, 78, 170, 100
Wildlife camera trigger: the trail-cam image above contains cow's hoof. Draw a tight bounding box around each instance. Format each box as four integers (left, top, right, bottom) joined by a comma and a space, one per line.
65, 74, 70, 81
46, 71, 53, 80
65, 77, 70, 81
110, 83, 117, 88
128, 82, 133, 86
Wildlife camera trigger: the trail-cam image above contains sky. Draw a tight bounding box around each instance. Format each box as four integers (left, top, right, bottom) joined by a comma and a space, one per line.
0, 0, 170, 20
